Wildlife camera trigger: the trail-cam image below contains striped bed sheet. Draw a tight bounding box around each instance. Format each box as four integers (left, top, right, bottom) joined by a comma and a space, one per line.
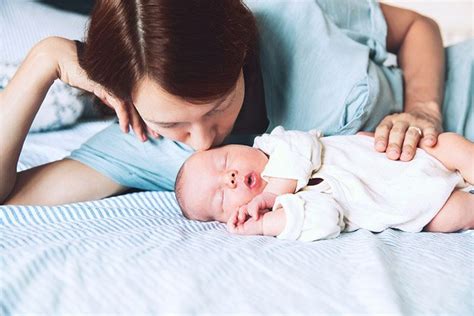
1, 121, 473, 315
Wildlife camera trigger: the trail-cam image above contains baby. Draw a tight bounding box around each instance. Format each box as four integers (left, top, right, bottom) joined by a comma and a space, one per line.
175, 127, 473, 241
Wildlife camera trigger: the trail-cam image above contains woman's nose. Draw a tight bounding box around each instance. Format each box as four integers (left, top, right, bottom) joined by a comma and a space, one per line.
188, 123, 216, 151
224, 170, 238, 188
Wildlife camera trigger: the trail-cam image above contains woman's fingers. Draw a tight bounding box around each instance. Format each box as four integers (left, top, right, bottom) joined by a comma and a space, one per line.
128, 102, 148, 141
386, 121, 409, 160
421, 126, 439, 147
147, 126, 160, 138
110, 96, 130, 134
93, 85, 130, 133
95, 86, 150, 142
53, 39, 151, 141
400, 126, 422, 161
374, 118, 392, 152
374, 110, 442, 161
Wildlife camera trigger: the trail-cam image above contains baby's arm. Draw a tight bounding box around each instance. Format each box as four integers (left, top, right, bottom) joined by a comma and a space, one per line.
241, 127, 323, 220
229, 192, 344, 241
261, 206, 286, 236
420, 132, 473, 184
264, 177, 297, 196
420, 133, 474, 232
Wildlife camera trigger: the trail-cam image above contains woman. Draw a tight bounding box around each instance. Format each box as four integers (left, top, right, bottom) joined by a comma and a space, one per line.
0, 0, 469, 205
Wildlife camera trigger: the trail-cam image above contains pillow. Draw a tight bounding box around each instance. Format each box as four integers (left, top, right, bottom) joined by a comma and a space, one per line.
1, 1, 91, 132
1, 62, 88, 132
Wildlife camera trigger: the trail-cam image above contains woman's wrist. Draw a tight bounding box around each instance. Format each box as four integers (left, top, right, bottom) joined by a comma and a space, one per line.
2, 39, 59, 118
29, 37, 63, 82
405, 100, 441, 115
405, 101, 443, 129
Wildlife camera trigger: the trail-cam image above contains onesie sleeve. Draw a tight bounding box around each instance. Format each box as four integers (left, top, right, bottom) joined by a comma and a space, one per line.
275, 191, 345, 242
253, 126, 323, 191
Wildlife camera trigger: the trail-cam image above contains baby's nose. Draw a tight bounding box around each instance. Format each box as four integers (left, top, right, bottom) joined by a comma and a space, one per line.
224, 170, 238, 188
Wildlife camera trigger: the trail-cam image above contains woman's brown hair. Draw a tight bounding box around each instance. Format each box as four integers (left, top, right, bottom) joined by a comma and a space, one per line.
79, 0, 257, 102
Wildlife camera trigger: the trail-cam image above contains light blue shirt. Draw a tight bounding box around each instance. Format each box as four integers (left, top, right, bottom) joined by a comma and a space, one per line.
245, 0, 403, 135
70, 0, 473, 191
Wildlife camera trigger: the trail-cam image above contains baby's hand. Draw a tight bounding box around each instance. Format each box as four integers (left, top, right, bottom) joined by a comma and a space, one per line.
227, 207, 248, 229
238, 192, 277, 223
226, 215, 264, 236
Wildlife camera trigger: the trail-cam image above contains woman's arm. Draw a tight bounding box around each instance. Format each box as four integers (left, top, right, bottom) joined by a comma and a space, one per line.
0, 38, 57, 202
0, 37, 127, 204
377, 4, 444, 161
4, 159, 127, 205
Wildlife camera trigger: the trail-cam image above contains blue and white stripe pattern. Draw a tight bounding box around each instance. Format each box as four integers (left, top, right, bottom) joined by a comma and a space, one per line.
1, 190, 473, 315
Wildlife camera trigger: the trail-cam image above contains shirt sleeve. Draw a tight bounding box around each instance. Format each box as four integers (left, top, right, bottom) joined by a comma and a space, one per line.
69, 122, 194, 191
315, 0, 388, 64
253, 126, 323, 191
275, 191, 345, 242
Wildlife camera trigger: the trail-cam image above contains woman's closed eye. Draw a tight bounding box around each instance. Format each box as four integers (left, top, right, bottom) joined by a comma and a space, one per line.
205, 95, 235, 117
205, 106, 226, 118
157, 122, 180, 129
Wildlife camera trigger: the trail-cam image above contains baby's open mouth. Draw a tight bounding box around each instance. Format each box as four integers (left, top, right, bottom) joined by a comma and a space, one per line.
245, 172, 257, 189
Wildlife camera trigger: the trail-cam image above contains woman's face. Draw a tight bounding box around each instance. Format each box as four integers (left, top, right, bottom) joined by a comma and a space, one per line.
131, 70, 245, 151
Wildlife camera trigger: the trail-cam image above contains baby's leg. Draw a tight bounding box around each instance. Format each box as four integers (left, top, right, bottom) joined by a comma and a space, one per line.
424, 190, 474, 232
420, 132, 474, 183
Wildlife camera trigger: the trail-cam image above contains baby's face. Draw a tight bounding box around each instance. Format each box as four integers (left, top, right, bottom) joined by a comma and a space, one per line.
179, 145, 268, 222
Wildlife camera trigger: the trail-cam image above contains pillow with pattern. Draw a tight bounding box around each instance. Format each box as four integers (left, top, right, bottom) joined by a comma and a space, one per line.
1, 62, 90, 132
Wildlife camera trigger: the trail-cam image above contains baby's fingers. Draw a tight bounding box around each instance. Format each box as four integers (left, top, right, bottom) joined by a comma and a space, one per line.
237, 206, 248, 224
226, 212, 238, 232
247, 203, 261, 220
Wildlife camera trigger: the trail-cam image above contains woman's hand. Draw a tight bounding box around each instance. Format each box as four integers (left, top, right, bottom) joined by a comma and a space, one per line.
50, 37, 159, 141
378, 5, 445, 161
374, 104, 442, 161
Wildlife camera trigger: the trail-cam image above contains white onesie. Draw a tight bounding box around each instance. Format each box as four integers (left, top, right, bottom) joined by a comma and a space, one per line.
253, 127, 465, 241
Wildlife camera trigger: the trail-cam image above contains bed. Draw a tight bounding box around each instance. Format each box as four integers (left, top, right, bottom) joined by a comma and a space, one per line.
1, 1, 473, 315
1, 120, 473, 314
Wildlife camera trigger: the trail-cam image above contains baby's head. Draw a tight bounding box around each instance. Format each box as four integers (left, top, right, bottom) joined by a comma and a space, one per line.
175, 144, 269, 222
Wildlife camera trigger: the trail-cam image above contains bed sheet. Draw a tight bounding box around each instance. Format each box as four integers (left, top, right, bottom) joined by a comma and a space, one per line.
1, 121, 473, 315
